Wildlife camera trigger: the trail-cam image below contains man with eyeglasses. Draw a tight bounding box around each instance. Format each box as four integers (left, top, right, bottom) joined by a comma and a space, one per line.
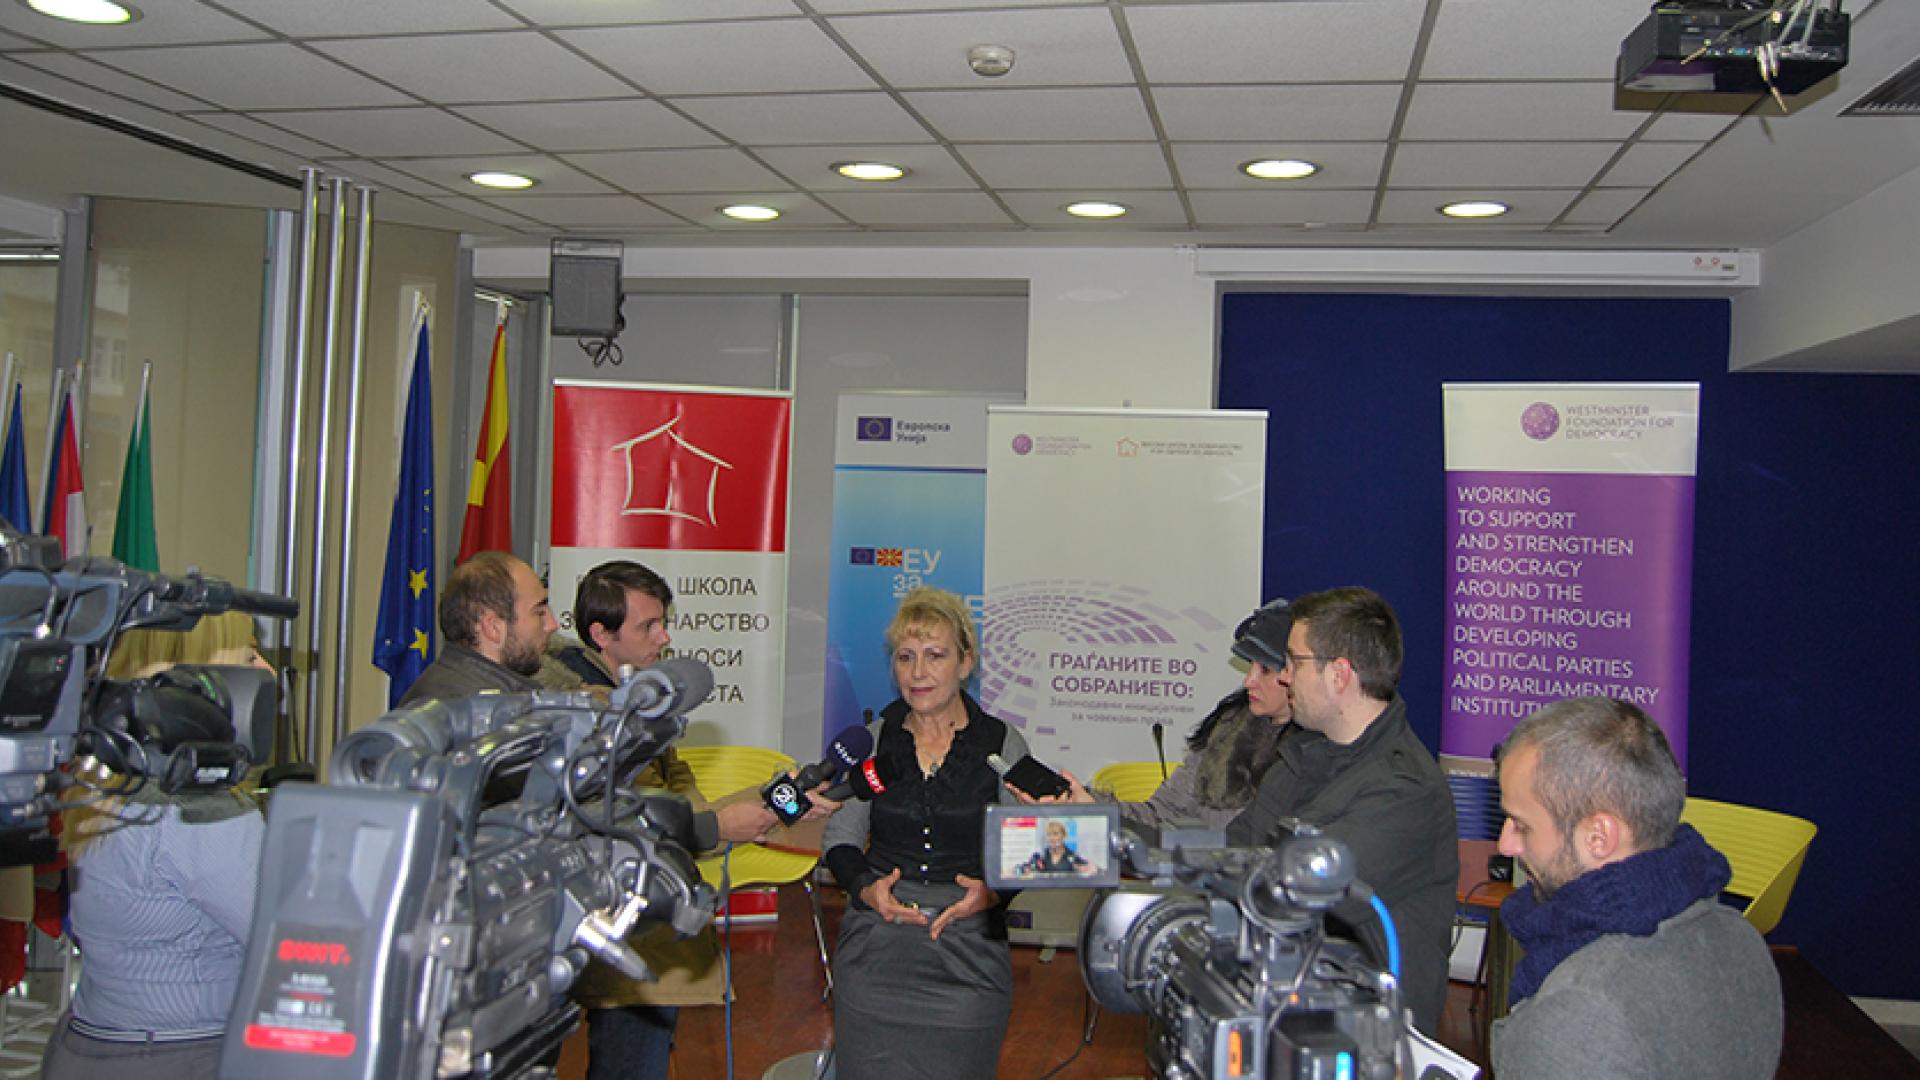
1223, 586, 1458, 1036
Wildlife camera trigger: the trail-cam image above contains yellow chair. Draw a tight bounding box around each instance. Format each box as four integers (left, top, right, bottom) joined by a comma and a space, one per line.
1680, 796, 1817, 936
1091, 761, 1178, 803
678, 745, 836, 998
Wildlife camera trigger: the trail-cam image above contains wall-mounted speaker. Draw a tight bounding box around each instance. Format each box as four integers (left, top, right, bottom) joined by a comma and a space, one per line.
549, 238, 624, 337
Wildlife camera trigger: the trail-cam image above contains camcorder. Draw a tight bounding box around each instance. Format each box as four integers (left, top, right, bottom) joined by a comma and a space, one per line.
219, 657, 721, 1080
984, 804, 1408, 1080
0, 520, 297, 867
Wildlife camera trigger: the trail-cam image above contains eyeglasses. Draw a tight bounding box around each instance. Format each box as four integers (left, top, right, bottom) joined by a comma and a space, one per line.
1281, 651, 1335, 671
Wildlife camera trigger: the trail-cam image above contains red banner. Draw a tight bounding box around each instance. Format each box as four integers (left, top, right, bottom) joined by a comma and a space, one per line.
551, 385, 791, 553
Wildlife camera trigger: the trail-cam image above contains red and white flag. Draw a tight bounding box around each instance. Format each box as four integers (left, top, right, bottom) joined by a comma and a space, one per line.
42, 389, 87, 558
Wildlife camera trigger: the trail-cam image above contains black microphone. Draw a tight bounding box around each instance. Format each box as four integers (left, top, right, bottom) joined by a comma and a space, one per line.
823, 752, 907, 802
614, 657, 715, 720
1151, 721, 1168, 780
763, 725, 875, 824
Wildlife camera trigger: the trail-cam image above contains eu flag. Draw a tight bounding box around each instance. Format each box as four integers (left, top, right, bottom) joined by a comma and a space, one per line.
374, 319, 436, 707
0, 384, 29, 534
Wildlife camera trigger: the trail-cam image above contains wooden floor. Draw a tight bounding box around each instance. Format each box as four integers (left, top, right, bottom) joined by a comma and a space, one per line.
556, 882, 1492, 1079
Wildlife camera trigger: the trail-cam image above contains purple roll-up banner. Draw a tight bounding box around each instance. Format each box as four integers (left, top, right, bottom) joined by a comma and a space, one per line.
1440, 384, 1700, 807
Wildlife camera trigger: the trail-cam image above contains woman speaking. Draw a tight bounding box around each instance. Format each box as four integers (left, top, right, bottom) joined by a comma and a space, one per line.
822, 587, 1029, 1079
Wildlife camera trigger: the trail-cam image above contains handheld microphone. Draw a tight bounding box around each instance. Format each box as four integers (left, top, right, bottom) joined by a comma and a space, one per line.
1151, 721, 1168, 781
823, 752, 907, 802
762, 725, 876, 824
986, 752, 1072, 799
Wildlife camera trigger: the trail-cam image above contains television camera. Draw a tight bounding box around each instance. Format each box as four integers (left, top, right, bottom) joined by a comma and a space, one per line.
0, 522, 297, 867
219, 658, 720, 1080
985, 805, 1408, 1080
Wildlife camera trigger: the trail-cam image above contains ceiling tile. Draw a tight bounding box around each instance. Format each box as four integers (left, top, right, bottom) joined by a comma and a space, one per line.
8, 51, 211, 111
827, 8, 1132, 89
313, 32, 633, 104
495, 0, 803, 25
1402, 82, 1646, 140
385, 155, 617, 195
315, 158, 452, 196
1561, 187, 1650, 226
1599, 142, 1701, 188
812, 0, 1093, 10
0, 30, 36, 49
265, 107, 524, 157
91, 44, 413, 110
557, 20, 875, 94
480, 194, 688, 228
1170, 142, 1388, 190
998, 189, 1186, 228
957, 143, 1169, 189
215, 0, 524, 37
904, 87, 1153, 141
1126, 0, 1424, 84
1187, 189, 1376, 226
814, 190, 1014, 225
426, 194, 547, 228
1391, 142, 1620, 188
646, 192, 852, 228
1154, 84, 1403, 142
1640, 112, 1740, 141
453, 100, 723, 152
560, 147, 791, 193
1375, 188, 1577, 225
1423, 0, 1655, 80
184, 112, 349, 158
750, 145, 977, 190
671, 92, 931, 145
0, 54, 211, 129
0, 4, 267, 48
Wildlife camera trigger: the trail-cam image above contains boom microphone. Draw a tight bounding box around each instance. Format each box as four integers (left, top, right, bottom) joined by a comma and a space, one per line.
1151, 721, 1168, 781
763, 725, 875, 824
614, 657, 714, 720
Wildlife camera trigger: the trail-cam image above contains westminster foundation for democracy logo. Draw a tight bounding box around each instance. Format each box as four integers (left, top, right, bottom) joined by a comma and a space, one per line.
1520, 402, 1560, 441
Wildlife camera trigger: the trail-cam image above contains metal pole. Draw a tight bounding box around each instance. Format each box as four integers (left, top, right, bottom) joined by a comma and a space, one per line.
132, 358, 151, 450
303, 176, 347, 760
332, 185, 374, 745
278, 168, 319, 758
39, 367, 66, 528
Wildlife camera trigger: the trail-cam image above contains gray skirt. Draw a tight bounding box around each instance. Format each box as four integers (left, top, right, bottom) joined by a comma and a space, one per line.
833, 879, 1012, 1080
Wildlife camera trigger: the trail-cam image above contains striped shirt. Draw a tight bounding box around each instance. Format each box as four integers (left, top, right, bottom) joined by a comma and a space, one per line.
68, 793, 264, 1036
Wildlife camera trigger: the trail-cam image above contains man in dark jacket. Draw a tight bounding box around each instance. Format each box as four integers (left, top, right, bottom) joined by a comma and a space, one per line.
1224, 586, 1457, 1036
399, 550, 554, 707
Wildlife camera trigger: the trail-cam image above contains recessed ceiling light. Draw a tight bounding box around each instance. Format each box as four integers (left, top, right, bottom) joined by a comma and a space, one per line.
24, 0, 138, 24
834, 161, 908, 182
1242, 159, 1319, 180
1065, 201, 1129, 219
1440, 200, 1510, 219
467, 171, 536, 190
721, 204, 781, 222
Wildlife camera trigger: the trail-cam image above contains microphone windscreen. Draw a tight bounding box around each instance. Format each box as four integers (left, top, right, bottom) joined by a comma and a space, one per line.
827, 725, 875, 770
653, 657, 715, 711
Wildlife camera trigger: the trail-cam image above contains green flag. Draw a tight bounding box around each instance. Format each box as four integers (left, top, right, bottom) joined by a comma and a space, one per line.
112, 386, 159, 570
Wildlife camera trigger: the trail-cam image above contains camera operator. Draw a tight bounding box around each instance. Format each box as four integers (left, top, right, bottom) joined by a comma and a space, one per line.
43, 612, 271, 1080
1222, 586, 1457, 1035
1491, 697, 1782, 1079
405, 552, 831, 855
531, 560, 716, 1080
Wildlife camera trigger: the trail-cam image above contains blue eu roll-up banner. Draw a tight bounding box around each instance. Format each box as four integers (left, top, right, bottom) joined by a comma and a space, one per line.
821, 392, 1017, 751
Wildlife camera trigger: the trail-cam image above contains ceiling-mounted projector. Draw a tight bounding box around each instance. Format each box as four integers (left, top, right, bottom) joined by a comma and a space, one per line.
1618, 2, 1848, 96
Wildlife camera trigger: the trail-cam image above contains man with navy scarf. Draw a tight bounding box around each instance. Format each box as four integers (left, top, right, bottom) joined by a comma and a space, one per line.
1491, 696, 1782, 1079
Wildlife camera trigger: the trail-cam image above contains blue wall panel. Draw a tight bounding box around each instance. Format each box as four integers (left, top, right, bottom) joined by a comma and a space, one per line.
1219, 292, 1920, 999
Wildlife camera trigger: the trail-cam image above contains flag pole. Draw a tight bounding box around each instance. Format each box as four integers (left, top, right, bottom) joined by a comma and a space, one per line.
0, 353, 14, 449
39, 367, 66, 532
133, 360, 151, 445
329, 182, 374, 748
